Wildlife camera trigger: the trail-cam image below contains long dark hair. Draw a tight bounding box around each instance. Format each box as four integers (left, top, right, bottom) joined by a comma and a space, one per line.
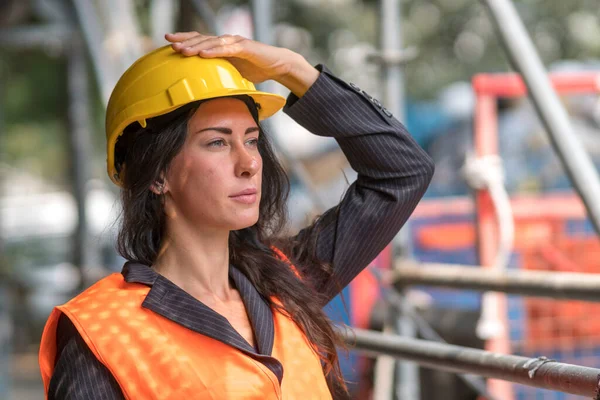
115, 95, 349, 398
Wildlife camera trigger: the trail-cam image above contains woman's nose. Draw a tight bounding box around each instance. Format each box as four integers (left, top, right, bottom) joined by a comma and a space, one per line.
234, 148, 260, 178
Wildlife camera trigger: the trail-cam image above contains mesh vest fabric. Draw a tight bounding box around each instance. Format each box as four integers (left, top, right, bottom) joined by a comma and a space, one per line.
39, 272, 332, 399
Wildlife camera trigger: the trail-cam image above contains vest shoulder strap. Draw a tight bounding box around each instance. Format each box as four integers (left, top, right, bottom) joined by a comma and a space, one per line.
39, 273, 136, 396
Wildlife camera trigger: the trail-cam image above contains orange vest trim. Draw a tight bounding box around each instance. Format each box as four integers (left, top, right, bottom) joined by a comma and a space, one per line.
271, 246, 302, 279
39, 272, 332, 400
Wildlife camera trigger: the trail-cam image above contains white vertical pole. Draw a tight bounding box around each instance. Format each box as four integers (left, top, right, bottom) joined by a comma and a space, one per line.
380, 0, 420, 399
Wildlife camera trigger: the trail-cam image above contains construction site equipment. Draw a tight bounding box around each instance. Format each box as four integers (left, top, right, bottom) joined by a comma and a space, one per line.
481, 0, 600, 236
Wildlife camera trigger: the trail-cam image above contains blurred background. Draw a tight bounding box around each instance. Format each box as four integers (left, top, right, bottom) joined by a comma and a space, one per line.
1, 0, 600, 399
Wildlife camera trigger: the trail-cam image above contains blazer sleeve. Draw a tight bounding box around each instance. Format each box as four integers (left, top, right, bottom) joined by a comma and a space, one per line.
48, 313, 125, 400
283, 65, 435, 303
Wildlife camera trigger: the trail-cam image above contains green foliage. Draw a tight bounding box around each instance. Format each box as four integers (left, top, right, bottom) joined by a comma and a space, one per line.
399, 0, 600, 97
1, 50, 71, 184
2, 50, 67, 122
268, 0, 600, 98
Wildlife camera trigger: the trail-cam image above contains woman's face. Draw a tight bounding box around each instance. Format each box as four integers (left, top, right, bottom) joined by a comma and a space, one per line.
163, 97, 262, 232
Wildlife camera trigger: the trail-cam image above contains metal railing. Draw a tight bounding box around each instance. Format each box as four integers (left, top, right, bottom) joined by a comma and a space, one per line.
392, 262, 600, 302
340, 327, 600, 399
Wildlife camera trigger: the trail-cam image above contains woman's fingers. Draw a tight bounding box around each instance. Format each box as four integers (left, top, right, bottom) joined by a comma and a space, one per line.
197, 36, 249, 57
166, 32, 215, 54
164, 31, 304, 86
165, 32, 253, 58
176, 35, 248, 58
173, 35, 214, 52
164, 32, 199, 42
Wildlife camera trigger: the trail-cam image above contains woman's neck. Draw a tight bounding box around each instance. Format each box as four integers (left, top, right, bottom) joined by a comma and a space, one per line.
152, 221, 233, 301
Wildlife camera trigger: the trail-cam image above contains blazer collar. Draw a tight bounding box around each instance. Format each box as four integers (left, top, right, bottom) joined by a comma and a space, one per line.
120, 261, 275, 357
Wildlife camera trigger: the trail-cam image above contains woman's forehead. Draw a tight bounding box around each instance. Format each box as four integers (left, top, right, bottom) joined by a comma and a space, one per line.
191, 97, 257, 124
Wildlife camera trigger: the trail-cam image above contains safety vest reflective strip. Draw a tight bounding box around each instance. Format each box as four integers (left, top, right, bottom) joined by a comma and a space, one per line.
39, 273, 332, 399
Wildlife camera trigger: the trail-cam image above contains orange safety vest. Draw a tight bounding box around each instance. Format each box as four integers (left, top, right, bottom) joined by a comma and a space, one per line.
39, 271, 332, 399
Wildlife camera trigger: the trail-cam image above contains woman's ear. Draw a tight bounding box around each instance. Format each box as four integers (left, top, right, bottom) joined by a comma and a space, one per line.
150, 175, 168, 195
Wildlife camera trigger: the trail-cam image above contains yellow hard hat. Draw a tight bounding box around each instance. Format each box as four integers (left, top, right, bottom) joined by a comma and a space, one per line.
105, 44, 287, 186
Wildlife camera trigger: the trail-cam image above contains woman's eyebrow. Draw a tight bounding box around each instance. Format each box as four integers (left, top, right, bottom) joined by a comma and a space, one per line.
196, 126, 259, 134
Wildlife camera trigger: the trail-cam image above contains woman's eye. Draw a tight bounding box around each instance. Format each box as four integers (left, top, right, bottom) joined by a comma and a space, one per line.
207, 139, 226, 147
246, 138, 259, 147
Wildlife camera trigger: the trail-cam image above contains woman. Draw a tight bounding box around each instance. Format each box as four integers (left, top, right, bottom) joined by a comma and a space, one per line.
39, 32, 434, 399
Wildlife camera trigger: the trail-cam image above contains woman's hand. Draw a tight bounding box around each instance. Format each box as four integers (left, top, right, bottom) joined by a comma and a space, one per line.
165, 32, 319, 97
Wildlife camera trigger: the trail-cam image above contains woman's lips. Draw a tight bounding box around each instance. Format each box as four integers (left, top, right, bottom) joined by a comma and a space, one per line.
230, 189, 258, 204
230, 194, 257, 204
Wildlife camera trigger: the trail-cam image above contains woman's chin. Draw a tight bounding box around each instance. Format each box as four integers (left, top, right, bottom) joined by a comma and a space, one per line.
228, 213, 260, 231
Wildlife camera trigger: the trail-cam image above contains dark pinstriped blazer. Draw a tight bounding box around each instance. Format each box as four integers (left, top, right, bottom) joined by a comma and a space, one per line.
47, 65, 435, 399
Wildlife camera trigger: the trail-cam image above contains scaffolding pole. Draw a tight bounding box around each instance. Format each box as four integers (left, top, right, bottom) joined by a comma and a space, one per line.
378, 0, 419, 398
67, 35, 98, 288
340, 327, 600, 399
370, 268, 496, 400
481, 0, 600, 236
250, 0, 328, 212
379, 0, 412, 260
70, 0, 118, 106
393, 263, 600, 302
0, 75, 9, 400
